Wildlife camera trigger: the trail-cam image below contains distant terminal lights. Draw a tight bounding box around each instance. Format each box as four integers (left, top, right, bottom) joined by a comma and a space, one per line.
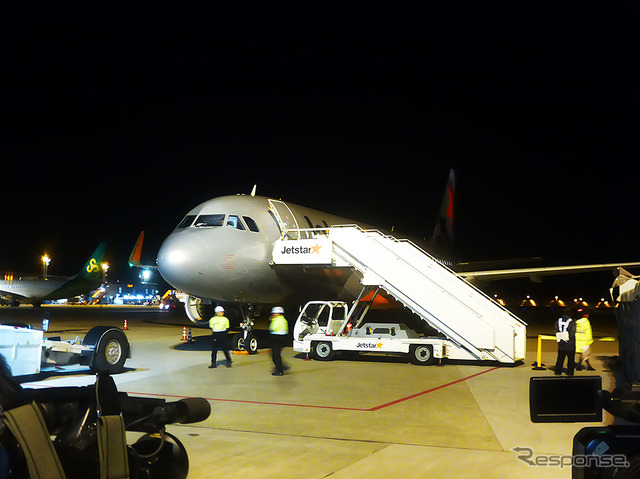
491, 294, 614, 309
45, 281, 160, 305
103, 281, 160, 305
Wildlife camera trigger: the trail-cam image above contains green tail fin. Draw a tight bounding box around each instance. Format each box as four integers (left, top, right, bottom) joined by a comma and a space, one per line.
79, 242, 108, 280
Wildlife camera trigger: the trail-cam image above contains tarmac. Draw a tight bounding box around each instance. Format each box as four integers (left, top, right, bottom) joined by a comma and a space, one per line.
4, 305, 621, 478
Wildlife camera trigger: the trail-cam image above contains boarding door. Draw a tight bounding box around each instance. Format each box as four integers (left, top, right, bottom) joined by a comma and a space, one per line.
268, 199, 301, 239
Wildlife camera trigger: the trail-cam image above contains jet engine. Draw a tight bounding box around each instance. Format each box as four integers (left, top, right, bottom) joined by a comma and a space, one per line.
184, 296, 214, 323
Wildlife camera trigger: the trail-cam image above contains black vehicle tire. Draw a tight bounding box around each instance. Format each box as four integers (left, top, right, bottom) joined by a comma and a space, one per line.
410, 344, 435, 365
312, 341, 335, 361
92, 329, 129, 373
244, 332, 259, 354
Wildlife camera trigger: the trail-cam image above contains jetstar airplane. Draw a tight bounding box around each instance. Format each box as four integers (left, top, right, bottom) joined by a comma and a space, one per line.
130, 170, 640, 331
0, 243, 107, 306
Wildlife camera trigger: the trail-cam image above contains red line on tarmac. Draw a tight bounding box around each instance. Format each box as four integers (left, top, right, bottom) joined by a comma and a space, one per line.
125, 367, 499, 412
366, 366, 499, 411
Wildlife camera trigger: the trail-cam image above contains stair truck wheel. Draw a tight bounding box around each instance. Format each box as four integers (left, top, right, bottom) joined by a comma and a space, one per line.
244, 332, 259, 354
312, 341, 335, 361
84, 327, 130, 373
410, 344, 435, 365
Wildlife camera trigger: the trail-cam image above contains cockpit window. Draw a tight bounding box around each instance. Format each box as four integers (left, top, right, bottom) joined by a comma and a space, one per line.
194, 214, 225, 227
226, 215, 245, 230
243, 216, 260, 233
176, 215, 197, 229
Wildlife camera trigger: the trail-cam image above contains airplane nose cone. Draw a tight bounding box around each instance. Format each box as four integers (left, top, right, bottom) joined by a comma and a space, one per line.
157, 232, 204, 293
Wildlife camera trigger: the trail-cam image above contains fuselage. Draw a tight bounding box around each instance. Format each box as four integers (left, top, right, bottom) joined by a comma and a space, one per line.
156, 195, 365, 306
0, 276, 69, 300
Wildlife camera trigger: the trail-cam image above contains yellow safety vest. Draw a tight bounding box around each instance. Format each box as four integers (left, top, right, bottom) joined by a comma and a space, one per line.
269, 315, 288, 335
209, 315, 230, 332
575, 317, 593, 350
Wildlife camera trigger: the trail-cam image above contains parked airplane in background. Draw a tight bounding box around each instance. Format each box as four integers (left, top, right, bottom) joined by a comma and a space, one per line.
141, 169, 640, 330
0, 243, 107, 306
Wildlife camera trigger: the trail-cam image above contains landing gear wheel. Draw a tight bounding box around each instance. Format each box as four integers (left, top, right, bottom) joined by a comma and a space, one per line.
410, 344, 435, 365
244, 332, 258, 354
91, 329, 129, 373
312, 341, 335, 361
232, 333, 244, 351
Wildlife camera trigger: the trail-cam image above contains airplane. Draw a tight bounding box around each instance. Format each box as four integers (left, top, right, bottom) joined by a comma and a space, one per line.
147, 170, 455, 324
0, 243, 107, 307
141, 170, 640, 337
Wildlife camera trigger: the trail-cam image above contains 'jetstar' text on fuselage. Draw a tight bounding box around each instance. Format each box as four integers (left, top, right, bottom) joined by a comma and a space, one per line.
280, 245, 319, 255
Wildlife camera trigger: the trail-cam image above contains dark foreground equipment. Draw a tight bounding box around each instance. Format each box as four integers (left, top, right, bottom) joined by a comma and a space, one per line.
0, 365, 210, 479
528, 274, 640, 479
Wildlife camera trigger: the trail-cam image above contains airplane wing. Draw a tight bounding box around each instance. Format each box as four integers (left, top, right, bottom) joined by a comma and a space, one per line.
459, 261, 640, 283
0, 290, 28, 302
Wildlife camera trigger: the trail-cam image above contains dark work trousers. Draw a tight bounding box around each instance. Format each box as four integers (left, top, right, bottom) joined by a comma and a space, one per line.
555, 347, 576, 375
271, 334, 287, 374
211, 331, 231, 366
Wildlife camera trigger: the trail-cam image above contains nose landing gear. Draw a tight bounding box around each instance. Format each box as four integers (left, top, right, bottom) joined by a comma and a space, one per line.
231, 304, 261, 354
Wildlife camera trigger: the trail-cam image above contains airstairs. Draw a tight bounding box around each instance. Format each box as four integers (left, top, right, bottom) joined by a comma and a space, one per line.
272, 225, 527, 363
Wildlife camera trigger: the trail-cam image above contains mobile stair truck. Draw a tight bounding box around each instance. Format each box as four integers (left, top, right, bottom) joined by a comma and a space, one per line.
272, 225, 527, 365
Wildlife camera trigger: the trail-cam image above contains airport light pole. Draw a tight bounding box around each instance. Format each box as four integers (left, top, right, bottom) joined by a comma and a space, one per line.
102, 262, 109, 283
42, 254, 51, 280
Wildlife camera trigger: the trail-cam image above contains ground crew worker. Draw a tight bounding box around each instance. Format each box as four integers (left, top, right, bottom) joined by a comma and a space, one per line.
209, 306, 232, 368
554, 309, 576, 376
575, 308, 595, 371
269, 306, 288, 376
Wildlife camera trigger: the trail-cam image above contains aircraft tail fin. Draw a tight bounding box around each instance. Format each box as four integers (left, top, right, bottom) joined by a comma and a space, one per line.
129, 231, 146, 268
128, 231, 158, 269
430, 169, 455, 254
41, 243, 107, 300
78, 242, 108, 280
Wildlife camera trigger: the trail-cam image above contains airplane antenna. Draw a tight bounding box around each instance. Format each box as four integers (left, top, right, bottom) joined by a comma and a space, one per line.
250, 185, 257, 197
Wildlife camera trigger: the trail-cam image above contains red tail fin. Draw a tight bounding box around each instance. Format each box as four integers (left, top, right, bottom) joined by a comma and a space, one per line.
128, 231, 145, 267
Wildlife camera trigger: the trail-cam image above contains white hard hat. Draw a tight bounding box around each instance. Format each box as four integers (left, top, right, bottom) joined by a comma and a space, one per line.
271, 306, 284, 314
214, 306, 225, 313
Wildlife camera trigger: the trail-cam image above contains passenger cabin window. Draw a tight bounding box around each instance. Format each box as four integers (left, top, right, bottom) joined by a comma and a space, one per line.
243, 216, 260, 233
226, 215, 245, 230
176, 215, 197, 229
194, 214, 225, 227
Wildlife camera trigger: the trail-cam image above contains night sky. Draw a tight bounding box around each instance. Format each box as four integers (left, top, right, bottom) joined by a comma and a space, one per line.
2, 8, 638, 300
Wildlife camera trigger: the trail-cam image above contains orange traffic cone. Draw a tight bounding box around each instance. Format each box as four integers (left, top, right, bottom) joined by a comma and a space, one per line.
123, 319, 128, 330
181, 327, 187, 341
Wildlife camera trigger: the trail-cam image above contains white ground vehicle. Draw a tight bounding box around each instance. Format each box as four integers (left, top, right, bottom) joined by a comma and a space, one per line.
293, 299, 478, 365
0, 324, 130, 376
280, 226, 527, 364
